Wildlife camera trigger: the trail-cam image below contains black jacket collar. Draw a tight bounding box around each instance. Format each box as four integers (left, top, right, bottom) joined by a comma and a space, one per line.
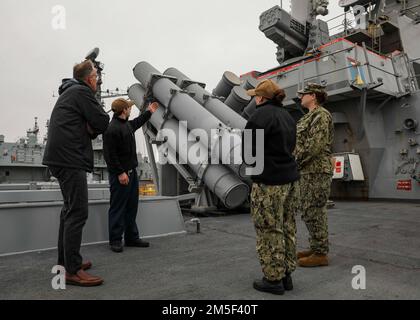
113, 114, 128, 123
76, 79, 95, 92
256, 100, 282, 109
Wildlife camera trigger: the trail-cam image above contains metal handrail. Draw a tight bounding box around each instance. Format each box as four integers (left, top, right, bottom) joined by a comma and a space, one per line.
362, 42, 374, 84
304, 65, 355, 82
327, 11, 355, 36
401, 3, 420, 14
268, 45, 357, 80
326, 13, 347, 23
330, 19, 355, 31
369, 64, 400, 78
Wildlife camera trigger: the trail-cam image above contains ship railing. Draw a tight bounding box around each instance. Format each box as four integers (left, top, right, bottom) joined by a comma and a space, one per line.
400, 2, 420, 22
325, 10, 356, 36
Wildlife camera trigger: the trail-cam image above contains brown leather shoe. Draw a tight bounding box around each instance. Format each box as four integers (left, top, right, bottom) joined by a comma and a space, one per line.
298, 254, 329, 268
297, 250, 314, 259
81, 261, 92, 271
66, 270, 104, 287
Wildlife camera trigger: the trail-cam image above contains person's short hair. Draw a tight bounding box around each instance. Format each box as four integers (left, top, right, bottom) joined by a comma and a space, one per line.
73, 60, 94, 82
314, 91, 328, 105
274, 88, 286, 104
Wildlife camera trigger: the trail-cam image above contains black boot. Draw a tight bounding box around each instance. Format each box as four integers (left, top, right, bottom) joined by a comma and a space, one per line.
253, 278, 285, 295
110, 241, 123, 253
282, 273, 293, 291
125, 239, 150, 248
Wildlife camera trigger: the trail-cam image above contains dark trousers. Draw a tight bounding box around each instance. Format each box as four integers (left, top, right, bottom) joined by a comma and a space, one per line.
108, 170, 140, 244
49, 167, 88, 275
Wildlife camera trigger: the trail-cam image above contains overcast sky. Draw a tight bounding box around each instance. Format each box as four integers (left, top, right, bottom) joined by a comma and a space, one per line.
0, 0, 343, 154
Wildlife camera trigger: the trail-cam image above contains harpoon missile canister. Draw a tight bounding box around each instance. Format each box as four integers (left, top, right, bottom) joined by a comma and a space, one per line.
133, 62, 244, 177
163, 67, 247, 130
128, 83, 249, 209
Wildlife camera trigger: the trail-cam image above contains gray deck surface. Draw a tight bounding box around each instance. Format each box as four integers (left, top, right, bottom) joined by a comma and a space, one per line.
1, 201, 420, 300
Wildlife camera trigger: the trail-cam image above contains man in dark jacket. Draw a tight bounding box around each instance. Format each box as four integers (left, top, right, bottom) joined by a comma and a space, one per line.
43, 60, 110, 287
103, 98, 158, 253
244, 79, 300, 295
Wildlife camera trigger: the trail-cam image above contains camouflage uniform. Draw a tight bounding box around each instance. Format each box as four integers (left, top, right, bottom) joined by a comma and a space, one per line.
295, 84, 334, 255
251, 181, 300, 281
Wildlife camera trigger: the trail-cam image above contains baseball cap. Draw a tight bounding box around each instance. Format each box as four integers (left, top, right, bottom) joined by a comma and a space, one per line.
297, 83, 327, 98
111, 98, 135, 113
247, 79, 283, 100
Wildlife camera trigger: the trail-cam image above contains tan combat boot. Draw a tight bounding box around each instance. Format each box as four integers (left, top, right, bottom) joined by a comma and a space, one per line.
298, 254, 329, 267
297, 250, 314, 259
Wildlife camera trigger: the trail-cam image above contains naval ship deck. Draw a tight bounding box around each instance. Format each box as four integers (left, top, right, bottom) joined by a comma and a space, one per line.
1, 201, 419, 300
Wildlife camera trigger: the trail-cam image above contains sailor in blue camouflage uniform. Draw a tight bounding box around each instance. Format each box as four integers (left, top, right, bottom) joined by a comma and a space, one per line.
294, 83, 334, 267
